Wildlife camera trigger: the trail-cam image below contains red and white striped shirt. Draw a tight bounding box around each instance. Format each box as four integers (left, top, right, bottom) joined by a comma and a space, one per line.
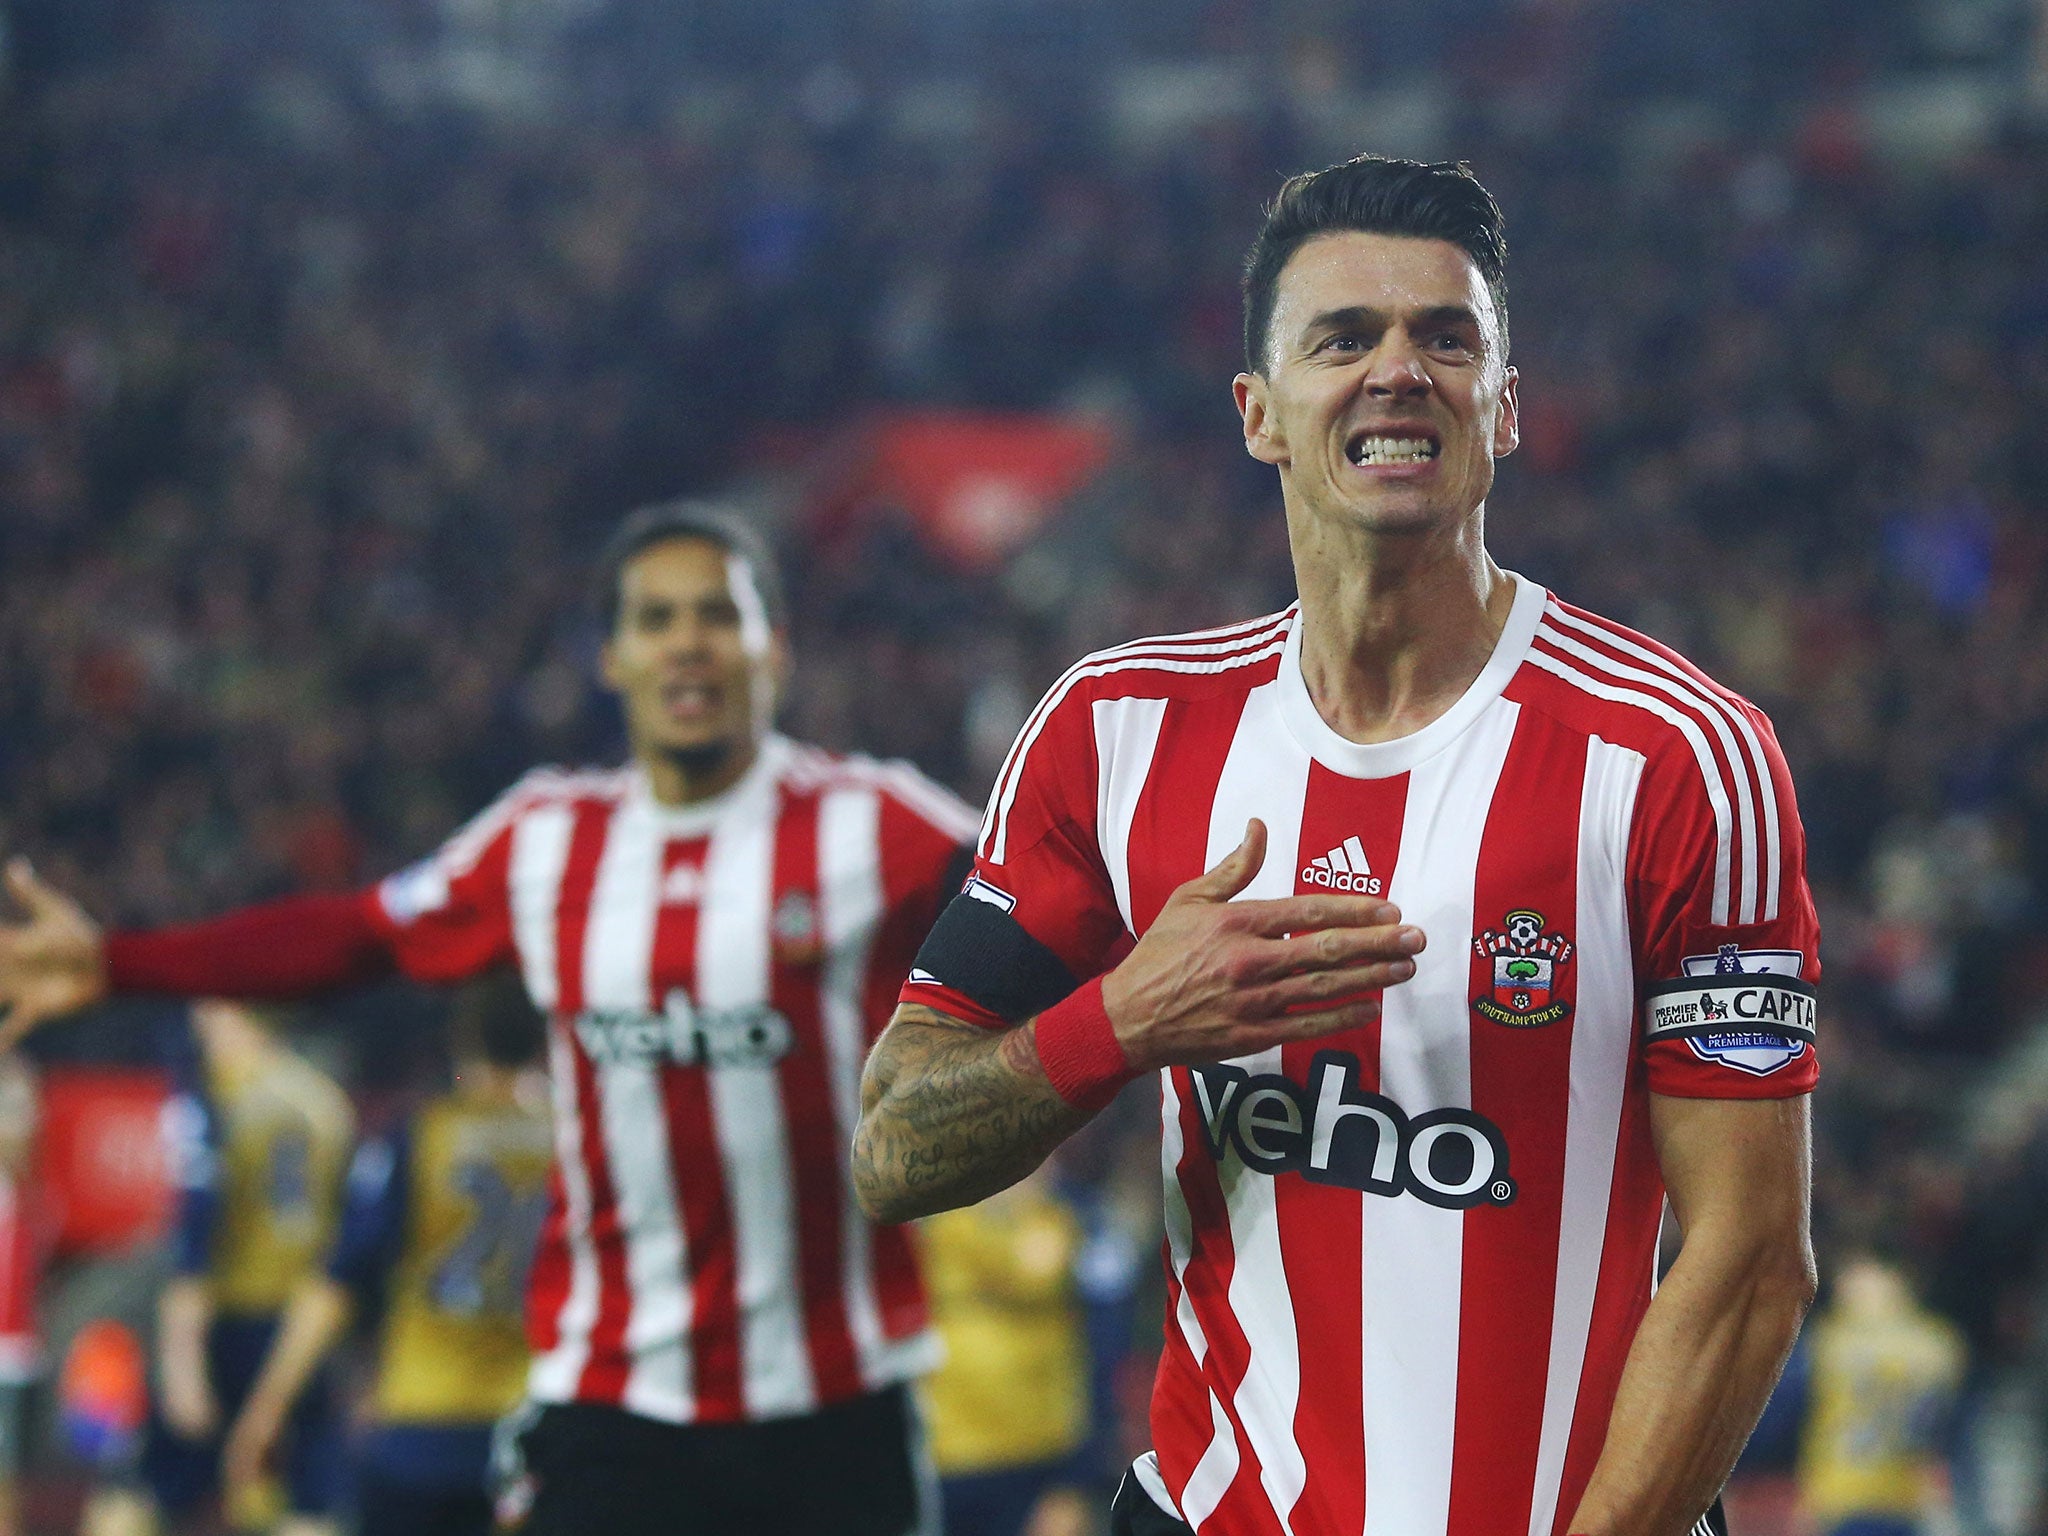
370, 736, 976, 1424
905, 573, 1820, 1536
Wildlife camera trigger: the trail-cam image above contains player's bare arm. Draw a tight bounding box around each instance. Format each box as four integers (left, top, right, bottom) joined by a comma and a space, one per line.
0, 859, 109, 1047
1566, 1093, 1816, 1536
853, 820, 1426, 1223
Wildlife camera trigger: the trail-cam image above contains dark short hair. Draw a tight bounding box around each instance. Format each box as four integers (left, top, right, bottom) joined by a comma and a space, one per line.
596, 499, 789, 635
1242, 154, 1509, 375
450, 968, 545, 1070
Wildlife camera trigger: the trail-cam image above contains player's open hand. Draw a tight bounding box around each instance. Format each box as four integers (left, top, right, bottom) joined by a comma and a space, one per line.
1100, 819, 1425, 1071
0, 857, 110, 1048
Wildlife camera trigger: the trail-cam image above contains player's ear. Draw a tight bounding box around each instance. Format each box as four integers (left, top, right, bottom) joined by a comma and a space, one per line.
1492, 366, 1520, 459
1236, 373, 1285, 465
598, 638, 625, 695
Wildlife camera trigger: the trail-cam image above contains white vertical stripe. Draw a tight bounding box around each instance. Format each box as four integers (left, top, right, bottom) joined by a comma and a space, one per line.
529, 1018, 599, 1402
1544, 603, 1783, 921
508, 804, 575, 1013
1342, 835, 1370, 873
1523, 650, 1737, 926
581, 802, 694, 1424
1160, 1068, 1205, 1357
510, 804, 590, 1402
1537, 622, 1761, 925
1180, 1389, 1245, 1531
1203, 684, 1310, 1531
818, 783, 936, 1391
1362, 697, 1520, 1536
1093, 696, 1171, 934
1525, 736, 1645, 1536
699, 770, 816, 1417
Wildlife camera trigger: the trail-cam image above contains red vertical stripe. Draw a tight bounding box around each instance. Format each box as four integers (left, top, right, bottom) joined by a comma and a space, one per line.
867, 794, 953, 1341
549, 802, 635, 1407
768, 788, 864, 1403
1445, 711, 1587, 1535
525, 1157, 571, 1354
1549, 1090, 1663, 1536
1121, 690, 1281, 1532
648, 834, 745, 1420
1126, 694, 1252, 936
1278, 762, 1409, 1535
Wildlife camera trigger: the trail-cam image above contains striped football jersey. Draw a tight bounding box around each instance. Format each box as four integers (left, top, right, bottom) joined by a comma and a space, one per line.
369, 736, 976, 1424
903, 573, 1820, 1536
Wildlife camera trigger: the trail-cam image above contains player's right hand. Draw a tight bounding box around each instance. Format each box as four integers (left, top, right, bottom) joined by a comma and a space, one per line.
1101, 818, 1425, 1071
0, 857, 110, 1047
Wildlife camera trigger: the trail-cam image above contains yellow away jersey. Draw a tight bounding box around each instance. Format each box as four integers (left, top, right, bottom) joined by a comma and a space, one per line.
1799, 1281, 1964, 1524
207, 1051, 354, 1316
373, 1089, 552, 1424
921, 1184, 1088, 1475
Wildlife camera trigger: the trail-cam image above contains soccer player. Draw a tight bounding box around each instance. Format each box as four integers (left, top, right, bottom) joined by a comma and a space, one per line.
111, 1001, 354, 1536
853, 155, 1820, 1536
220, 973, 553, 1536
0, 502, 976, 1536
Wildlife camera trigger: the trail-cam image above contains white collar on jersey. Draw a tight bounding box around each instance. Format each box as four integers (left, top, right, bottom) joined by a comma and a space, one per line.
624, 732, 791, 834
1274, 568, 1546, 779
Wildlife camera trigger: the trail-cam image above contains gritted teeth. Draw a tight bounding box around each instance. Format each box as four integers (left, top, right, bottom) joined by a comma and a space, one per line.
1347, 432, 1440, 467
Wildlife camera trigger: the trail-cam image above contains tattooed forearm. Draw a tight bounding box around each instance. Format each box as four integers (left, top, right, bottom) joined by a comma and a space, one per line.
852, 1003, 1094, 1223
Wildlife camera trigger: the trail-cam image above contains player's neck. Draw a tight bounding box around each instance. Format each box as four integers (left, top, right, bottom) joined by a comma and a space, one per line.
1288, 506, 1512, 746
637, 735, 762, 807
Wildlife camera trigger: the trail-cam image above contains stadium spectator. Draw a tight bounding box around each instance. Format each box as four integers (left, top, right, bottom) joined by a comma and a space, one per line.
0, 504, 977, 1535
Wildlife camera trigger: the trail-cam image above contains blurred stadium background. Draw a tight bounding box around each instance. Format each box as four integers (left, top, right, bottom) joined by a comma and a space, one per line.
3, 0, 2048, 1530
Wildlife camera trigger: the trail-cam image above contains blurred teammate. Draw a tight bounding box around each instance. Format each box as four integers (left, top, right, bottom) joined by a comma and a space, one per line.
1798, 1255, 1964, 1536
97, 1001, 354, 1536
222, 973, 552, 1536
0, 502, 975, 1535
922, 1166, 1091, 1536
856, 154, 1820, 1536
0, 1057, 40, 1536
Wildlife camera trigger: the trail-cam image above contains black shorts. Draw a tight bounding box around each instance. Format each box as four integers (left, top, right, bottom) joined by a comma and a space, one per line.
1106, 1463, 1730, 1536
514, 1386, 935, 1536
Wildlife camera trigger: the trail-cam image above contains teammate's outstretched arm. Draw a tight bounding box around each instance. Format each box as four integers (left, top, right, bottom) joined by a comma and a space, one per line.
0, 860, 110, 1046
1565, 1093, 1817, 1536
852, 821, 1426, 1224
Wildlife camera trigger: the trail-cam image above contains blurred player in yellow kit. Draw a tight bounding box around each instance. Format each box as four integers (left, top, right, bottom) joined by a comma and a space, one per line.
223, 973, 550, 1536
922, 1167, 1091, 1536
91, 1000, 354, 1536
1797, 1253, 1965, 1536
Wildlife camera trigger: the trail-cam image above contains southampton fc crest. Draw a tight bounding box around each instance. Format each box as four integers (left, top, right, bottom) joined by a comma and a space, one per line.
1472, 909, 1574, 1028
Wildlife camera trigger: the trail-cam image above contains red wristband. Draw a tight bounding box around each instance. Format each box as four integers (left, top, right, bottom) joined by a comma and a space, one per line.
1033, 977, 1136, 1110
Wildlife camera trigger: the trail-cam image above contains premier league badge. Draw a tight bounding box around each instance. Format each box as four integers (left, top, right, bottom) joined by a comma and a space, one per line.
1472, 908, 1575, 1028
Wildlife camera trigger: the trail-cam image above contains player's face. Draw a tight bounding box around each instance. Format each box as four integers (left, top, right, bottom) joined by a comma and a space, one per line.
1235, 232, 1518, 538
602, 537, 786, 769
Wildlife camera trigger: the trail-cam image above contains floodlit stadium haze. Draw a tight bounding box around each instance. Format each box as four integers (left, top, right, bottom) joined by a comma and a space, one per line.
1, 0, 2046, 1532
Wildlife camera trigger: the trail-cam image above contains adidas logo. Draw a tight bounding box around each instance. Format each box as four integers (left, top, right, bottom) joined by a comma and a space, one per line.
1302, 836, 1383, 895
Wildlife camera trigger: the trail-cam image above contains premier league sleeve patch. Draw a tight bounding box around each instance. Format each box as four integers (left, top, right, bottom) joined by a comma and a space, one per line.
1642, 944, 1816, 1077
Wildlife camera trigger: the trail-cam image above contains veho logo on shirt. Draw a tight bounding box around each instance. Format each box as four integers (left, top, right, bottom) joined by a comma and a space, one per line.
1188, 1050, 1516, 1209
573, 989, 793, 1069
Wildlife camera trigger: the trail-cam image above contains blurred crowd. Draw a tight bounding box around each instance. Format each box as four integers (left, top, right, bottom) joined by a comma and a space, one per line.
5, 0, 2048, 1528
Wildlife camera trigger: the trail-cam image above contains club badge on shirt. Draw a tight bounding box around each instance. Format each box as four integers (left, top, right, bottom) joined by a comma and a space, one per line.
1471, 908, 1575, 1028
